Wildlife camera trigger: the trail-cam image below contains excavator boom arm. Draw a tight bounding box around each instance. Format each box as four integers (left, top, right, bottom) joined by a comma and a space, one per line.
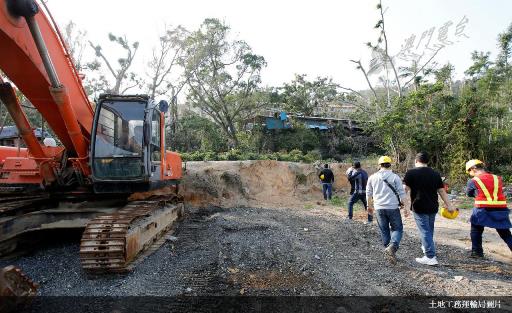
0, 0, 93, 155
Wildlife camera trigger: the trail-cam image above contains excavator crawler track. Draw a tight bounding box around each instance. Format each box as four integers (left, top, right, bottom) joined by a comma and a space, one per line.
80, 196, 184, 273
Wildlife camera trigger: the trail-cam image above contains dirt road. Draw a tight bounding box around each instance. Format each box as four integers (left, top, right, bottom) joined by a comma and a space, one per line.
2, 205, 511, 298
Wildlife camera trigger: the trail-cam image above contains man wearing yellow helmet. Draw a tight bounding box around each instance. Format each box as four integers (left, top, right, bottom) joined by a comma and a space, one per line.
366, 156, 407, 264
465, 159, 512, 258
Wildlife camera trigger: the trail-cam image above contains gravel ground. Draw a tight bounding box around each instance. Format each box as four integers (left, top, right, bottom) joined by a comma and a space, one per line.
1, 206, 512, 297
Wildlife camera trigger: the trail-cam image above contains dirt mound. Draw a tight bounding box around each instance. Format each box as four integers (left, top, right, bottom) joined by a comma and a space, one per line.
180, 160, 360, 208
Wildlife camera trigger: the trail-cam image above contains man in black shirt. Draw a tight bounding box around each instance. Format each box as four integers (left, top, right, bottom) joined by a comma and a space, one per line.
319, 164, 334, 200
404, 152, 454, 266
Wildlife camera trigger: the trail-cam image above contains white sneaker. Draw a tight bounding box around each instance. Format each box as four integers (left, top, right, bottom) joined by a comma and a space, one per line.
415, 255, 438, 266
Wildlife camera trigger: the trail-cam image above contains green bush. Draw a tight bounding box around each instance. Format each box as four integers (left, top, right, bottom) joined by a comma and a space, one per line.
180, 149, 323, 163
330, 196, 343, 206
304, 150, 322, 163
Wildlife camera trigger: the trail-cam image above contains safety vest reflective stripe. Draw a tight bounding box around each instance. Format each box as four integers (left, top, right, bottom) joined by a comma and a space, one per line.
475, 200, 508, 205
473, 177, 492, 201
493, 174, 499, 201
473, 175, 505, 205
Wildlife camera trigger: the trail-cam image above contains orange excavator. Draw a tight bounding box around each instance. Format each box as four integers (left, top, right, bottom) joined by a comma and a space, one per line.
0, 0, 183, 280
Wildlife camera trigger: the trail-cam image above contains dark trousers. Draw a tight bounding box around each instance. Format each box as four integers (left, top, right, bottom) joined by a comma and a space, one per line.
347, 193, 372, 222
470, 223, 512, 255
322, 183, 332, 200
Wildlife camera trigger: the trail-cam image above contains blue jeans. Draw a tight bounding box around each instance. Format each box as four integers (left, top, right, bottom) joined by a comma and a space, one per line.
413, 212, 436, 258
375, 209, 403, 249
348, 193, 372, 222
322, 183, 332, 200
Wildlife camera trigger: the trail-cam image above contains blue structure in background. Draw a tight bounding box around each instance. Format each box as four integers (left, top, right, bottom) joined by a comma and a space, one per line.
263, 112, 333, 131
246, 110, 360, 134
305, 121, 330, 130
265, 111, 291, 130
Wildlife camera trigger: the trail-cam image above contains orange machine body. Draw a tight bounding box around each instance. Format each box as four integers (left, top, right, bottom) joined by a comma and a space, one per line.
0, 1, 182, 193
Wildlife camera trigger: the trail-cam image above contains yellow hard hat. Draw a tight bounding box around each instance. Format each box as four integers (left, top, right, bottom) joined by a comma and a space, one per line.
440, 207, 459, 219
465, 159, 483, 173
378, 156, 392, 165
320, 174, 325, 180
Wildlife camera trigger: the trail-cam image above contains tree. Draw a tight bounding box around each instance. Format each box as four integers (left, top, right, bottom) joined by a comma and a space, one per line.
146, 25, 189, 99
62, 21, 87, 71
182, 18, 267, 147
146, 25, 191, 149
351, 1, 442, 107
465, 51, 492, 78
173, 110, 228, 152
497, 23, 512, 69
280, 74, 341, 116
89, 33, 141, 94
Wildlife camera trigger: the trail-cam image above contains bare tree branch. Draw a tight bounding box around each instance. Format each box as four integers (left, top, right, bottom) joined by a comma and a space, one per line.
350, 59, 378, 99
402, 47, 444, 89
378, 0, 402, 98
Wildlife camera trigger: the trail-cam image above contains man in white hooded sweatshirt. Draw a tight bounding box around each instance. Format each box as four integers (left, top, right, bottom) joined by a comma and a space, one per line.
367, 156, 408, 264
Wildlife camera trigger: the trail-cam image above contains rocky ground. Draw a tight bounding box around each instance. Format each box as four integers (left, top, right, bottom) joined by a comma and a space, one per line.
2, 205, 511, 299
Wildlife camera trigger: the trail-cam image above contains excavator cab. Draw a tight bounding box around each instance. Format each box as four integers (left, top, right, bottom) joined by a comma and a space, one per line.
90, 94, 179, 193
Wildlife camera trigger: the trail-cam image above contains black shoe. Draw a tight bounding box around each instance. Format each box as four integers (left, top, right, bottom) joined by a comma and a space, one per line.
470, 251, 484, 258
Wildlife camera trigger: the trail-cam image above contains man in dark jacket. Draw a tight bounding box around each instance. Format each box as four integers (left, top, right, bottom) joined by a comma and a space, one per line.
347, 162, 371, 223
319, 164, 334, 200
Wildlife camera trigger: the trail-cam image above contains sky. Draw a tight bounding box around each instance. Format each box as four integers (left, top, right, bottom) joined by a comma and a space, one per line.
44, 0, 512, 91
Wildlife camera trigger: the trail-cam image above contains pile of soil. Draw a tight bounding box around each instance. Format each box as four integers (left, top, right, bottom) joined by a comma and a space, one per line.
180, 160, 363, 208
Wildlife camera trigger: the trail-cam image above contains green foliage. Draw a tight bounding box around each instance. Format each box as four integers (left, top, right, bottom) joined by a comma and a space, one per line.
364, 23, 512, 185
180, 149, 322, 163
330, 196, 343, 206
182, 18, 268, 146
172, 111, 228, 153
280, 74, 346, 116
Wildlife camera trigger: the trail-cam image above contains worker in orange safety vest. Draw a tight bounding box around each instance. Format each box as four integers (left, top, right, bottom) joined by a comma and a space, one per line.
465, 159, 512, 258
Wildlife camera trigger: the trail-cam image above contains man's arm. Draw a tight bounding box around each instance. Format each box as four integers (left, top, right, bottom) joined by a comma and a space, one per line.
348, 171, 361, 181
366, 177, 374, 215
395, 176, 406, 199
438, 188, 455, 211
367, 197, 375, 215
395, 176, 409, 217
403, 185, 412, 212
466, 179, 477, 198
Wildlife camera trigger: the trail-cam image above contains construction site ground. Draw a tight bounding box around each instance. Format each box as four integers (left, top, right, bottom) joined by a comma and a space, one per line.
1, 161, 511, 297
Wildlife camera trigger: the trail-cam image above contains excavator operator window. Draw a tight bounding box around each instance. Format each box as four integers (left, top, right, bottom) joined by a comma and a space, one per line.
93, 101, 145, 179
150, 110, 161, 162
